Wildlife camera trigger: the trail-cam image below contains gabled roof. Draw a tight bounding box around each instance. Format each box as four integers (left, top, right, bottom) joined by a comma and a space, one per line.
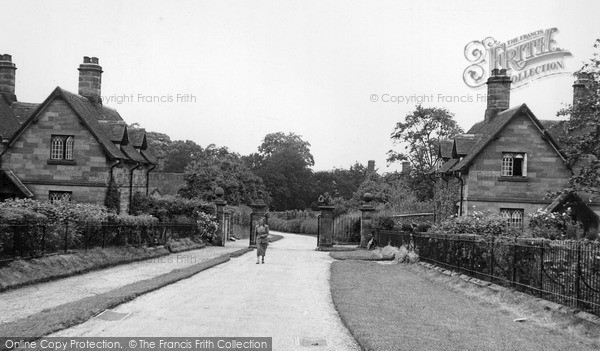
121, 144, 148, 163
3, 87, 155, 163
1, 169, 34, 197
438, 140, 453, 159
451, 104, 566, 172
453, 134, 480, 158
128, 128, 148, 149
438, 158, 459, 174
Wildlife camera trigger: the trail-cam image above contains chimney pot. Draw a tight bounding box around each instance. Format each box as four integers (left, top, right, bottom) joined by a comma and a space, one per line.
78, 56, 103, 104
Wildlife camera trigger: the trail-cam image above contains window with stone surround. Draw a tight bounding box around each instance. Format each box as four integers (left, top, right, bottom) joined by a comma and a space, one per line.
49, 191, 72, 203
501, 152, 527, 177
500, 208, 524, 228
50, 135, 74, 161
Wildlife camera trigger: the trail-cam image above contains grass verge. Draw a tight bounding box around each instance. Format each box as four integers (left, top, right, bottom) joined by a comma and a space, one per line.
0, 247, 250, 343
0, 238, 207, 293
329, 249, 393, 261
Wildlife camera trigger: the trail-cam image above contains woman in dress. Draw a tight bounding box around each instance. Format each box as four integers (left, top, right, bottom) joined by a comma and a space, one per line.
255, 218, 269, 264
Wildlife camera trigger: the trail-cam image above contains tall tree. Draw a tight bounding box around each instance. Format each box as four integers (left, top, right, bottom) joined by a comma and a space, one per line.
179, 147, 267, 205
387, 105, 463, 200
558, 39, 600, 193
247, 132, 314, 210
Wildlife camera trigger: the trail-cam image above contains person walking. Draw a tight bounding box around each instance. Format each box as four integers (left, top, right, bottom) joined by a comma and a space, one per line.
255, 218, 270, 264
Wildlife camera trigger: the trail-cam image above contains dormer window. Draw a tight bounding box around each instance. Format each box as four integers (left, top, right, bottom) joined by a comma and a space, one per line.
501, 152, 527, 176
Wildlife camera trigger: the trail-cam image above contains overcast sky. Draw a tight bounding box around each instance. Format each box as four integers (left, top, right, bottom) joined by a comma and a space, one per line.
3, 0, 599, 171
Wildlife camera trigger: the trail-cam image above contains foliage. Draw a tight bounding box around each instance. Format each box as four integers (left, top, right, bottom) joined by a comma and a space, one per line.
430, 211, 521, 237
130, 193, 214, 222
195, 211, 219, 243
267, 217, 318, 235
373, 216, 396, 230
528, 208, 582, 240
433, 177, 460, 223
311, 162, 367, 202
387, 105, 463, 200
179, 148, 266, 205
245, 132, 314, 210
0, 198, 109, 224
0, 207, 46, 224
107, 214, 159, 226
104, 180, 121, 214
556, 40, 600, 193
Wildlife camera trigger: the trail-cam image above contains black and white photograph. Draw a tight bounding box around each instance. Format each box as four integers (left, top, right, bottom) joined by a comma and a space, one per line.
0, 1, 599, 350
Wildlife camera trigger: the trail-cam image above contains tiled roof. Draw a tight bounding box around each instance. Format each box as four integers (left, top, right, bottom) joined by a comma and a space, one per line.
438, 140, 453, 159
6, 87, 155, 165
0, 96, 21, 140
121, 144, 148, 163
98, 122, 127, 142
438, 158, 459, 174
128, 128, 147, 149
453, 134, 480, 157
141, 149, 158, 164
12, 102, 39, 124
450, 104, 565, 172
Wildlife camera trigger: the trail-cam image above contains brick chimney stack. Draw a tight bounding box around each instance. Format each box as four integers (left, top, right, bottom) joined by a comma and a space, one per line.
572, 72, 592, 111
78, 56, 103, 104
484, 68, 511, 121
0, 54, 17, 103
367, 160, 375, 173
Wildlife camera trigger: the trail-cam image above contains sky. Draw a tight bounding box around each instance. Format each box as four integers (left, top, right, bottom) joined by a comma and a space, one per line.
2, 0, 599, 172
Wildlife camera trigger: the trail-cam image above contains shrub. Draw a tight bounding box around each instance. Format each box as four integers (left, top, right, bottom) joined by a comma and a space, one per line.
130, 193, 214, 222
528, 208, 582, 240
430, 211, 520, 237
373, 216, 396, 231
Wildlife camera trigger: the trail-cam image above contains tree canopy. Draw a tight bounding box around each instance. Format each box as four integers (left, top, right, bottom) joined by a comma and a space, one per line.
558, 39, 600, 193
387, 105, 463, 200
246, 132, 315, 210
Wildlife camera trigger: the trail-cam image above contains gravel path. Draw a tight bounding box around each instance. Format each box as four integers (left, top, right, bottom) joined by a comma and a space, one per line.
50, 232, 361, 351
0, 242, 247, 324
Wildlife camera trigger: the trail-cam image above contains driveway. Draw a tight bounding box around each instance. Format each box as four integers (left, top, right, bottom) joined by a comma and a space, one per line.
51, 232, 361, 351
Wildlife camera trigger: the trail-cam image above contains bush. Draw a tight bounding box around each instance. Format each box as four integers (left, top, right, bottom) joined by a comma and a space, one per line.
373, 216, 396, 231
430, 211, 520, 237
528, 208, 582, 240
130, 193, 214, 222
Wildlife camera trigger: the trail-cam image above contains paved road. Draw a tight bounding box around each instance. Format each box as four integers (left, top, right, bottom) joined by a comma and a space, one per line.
0, 243, 246, 324
51, 233, 361, 351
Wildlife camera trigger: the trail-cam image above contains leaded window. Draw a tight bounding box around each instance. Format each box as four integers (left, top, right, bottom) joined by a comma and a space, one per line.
501, 208, 524, 228
50, 135, 74, 160
501, 153, 526, 176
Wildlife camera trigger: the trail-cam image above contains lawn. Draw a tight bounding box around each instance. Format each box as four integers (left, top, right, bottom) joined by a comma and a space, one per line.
330, 260, 600, 351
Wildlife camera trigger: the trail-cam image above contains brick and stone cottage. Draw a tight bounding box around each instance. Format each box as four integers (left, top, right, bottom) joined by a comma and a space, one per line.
0, 55, 157, 213
434, 69, 599, 236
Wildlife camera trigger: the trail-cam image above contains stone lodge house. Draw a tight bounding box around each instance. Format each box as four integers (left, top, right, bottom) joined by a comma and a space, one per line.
434, 68, 599, 235
0, 55, 157, 213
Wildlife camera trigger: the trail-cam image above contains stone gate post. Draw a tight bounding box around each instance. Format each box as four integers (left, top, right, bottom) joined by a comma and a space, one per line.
317, 205, 335, 249
214, 187, 227, 246
249, 198, 268, 248
359, 193, 376, 248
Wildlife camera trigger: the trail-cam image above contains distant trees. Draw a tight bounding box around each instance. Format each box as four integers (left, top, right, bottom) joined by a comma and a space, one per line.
387, 105, 463, 200
245, 132, 315, 210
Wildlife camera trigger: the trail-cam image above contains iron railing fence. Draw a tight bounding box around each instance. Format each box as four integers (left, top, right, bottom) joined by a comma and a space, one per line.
333, 215, 361, 244
0, 222, 201, 264
377, 230, 600, 317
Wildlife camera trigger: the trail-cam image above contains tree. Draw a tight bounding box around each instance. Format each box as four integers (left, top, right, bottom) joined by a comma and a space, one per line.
387, 105, 463, 200
557, 39, 600, 193
163, 140, 205, 173
247, 132, 314, 210
179, 148, 267, 205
